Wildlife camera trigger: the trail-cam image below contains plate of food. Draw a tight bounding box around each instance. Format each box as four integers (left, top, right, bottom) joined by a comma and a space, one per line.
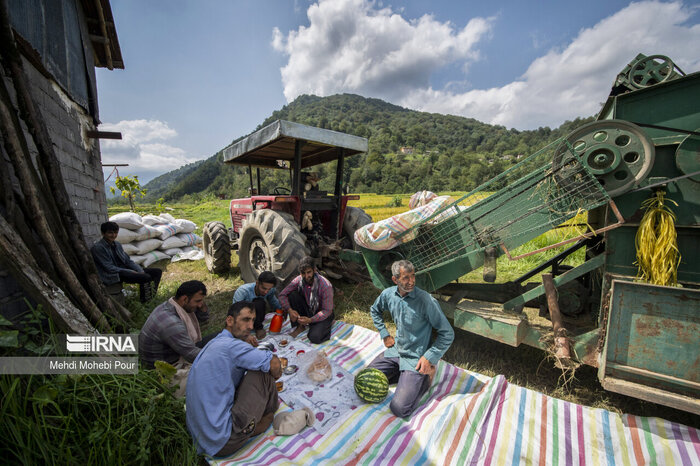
279, 338, 289, 348
276, 381, 284, 392
283, 364, 298, 375
257, 341, 275, 351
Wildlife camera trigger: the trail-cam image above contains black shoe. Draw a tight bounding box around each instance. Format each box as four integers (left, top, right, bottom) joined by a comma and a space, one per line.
140, 282, 155, 303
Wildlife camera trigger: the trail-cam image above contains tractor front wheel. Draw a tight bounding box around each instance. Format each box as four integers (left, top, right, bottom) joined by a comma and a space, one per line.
203, 221, 231, 274
238, 210, 309, 286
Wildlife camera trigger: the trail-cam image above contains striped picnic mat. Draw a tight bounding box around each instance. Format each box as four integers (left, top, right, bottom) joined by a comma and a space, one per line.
210, 320, 700, 465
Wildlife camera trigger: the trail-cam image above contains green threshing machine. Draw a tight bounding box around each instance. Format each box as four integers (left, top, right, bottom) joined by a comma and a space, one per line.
357, 54, 700, 415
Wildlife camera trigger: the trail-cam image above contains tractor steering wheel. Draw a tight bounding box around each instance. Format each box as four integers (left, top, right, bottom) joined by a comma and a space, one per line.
273, 187, 291, 195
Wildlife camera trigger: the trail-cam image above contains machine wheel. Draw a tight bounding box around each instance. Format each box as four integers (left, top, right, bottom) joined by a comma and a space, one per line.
629, 55, 675, 88
343, 206, 373, 250
203, 221, 231, 274
238, 210, 309, 286
554, 120, 655, 197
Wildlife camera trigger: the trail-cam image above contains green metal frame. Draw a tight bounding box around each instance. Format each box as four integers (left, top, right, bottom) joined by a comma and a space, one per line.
358, 53, 700, 414
599, 280, 700, 414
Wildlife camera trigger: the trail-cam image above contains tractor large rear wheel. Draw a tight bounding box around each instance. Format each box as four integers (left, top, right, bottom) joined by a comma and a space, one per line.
203, 221, 231, 274
343, 206, 372, 250
238, 210, 309, 286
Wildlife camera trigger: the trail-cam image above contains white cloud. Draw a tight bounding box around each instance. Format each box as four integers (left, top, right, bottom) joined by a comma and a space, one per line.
274, 0, 700, 130
99, 119, 196, 182
272, 0, 493, 103
408, 1, 700, 129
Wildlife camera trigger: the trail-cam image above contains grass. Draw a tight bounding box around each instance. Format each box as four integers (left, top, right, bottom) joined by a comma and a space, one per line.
0, 372, 198, 465
0, 306, 197, 465
111, 195, 700, 429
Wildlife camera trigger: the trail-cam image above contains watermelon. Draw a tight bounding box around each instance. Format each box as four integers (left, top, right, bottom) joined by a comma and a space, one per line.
354, 368, 389, 403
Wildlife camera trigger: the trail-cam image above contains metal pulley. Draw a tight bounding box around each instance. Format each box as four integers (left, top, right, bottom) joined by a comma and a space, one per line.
628, 54, 680, 89
609, 53, 684, 95
554, 120, 655, 197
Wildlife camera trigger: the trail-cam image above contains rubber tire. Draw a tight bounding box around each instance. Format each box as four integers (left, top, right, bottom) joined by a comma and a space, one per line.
343, 206, 373, 250
238, 210, 309, 286
203, 221, 231, 274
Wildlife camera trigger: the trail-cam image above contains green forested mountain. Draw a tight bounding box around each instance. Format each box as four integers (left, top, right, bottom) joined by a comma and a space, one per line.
144, 159, 206, 200
140, 93, 594, 201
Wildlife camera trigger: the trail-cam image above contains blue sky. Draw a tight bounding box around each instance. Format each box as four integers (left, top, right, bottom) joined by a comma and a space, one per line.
97, 0, 700, 183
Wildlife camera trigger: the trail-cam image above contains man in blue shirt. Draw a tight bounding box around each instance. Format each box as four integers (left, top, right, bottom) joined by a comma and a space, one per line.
186, 301, 283, 457
368, 260, 454, 418
232, 271, 282, 341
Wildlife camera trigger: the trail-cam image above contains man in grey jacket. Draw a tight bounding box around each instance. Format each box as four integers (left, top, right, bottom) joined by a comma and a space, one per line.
139, 280, 209, 370
91, 221, 162, 302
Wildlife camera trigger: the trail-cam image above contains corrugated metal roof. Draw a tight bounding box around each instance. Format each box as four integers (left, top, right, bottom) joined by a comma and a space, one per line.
222, 120, 369, 169
79, 0, 123, 69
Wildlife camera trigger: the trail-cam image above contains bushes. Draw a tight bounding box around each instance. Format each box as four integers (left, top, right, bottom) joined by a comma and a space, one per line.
0, 371, 197, 465
386, 195, 403, 207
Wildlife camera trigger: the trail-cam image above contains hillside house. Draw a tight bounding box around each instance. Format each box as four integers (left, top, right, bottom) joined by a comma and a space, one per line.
0, 0, 123, 314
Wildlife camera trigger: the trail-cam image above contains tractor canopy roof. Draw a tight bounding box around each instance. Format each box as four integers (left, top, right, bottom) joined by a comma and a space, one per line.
221, 120, 368, 169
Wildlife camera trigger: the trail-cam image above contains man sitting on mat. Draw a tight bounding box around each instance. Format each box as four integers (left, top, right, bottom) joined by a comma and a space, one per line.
367, 259, 454, 418
279, 257, 334, 343
186, 301, 282, 457
232, 271, 282, 342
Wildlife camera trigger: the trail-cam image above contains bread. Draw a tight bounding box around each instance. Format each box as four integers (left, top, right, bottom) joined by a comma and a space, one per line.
306, 352, 332, 382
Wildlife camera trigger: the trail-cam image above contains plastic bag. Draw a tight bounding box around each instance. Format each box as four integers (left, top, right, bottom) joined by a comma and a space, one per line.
170, 249, 204, 262
300, 350, 332, 383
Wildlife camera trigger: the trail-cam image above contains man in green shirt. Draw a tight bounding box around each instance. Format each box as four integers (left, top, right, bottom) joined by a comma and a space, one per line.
368, 260, 454, 418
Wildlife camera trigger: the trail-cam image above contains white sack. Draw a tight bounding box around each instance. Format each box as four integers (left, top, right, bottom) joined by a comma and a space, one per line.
182, 233, 201, 246
117, 227, 140, 243
130, 254, 147, 265
134, 224, 160, 241
161, 235, 186, 249
153, 223, 182, 240
162, 233, 201, 249
109, 212, 143, 230
133, 238, 163, 255
121, 243, 140, 255
174, 218, 197, 233
142, 214, 168, 226
142, 250, 169, 267
160, 213, 177, 224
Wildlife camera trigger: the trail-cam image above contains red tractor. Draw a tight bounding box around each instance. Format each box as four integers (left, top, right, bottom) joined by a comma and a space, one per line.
202, 120, 372, 285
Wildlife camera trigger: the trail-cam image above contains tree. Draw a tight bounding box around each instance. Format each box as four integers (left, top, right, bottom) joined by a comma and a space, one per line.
110, 175, 147, 212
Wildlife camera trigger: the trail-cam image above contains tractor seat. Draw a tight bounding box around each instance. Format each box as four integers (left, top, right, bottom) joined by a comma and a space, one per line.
305, 190, 328, 197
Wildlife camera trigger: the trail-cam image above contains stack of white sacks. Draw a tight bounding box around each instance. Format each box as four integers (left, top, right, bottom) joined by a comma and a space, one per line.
108, 212, 203, 266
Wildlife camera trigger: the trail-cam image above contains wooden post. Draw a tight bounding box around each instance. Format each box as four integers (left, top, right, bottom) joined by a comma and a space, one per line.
0, 213, 97, 334
333, 147, 345, 238
542, 273, 571, 361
